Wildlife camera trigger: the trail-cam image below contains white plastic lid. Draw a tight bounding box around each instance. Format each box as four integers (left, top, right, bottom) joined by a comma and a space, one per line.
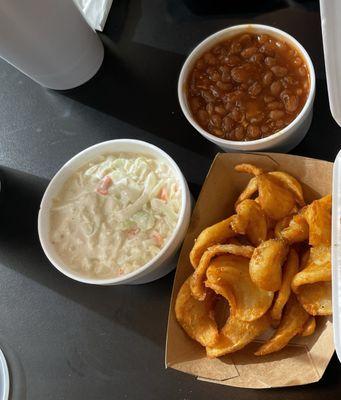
0, 348, 9, 400
320, 0, 341, 126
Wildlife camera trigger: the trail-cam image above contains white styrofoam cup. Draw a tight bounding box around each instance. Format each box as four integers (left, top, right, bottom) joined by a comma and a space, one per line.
178, 24, 315, 152
38, 139, 192, 285
0, 0, 104, 90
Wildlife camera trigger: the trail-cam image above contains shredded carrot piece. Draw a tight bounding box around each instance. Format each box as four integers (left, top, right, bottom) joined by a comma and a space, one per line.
158, 187, 168, 202
96, 176, 112, 195
152, 231, 164, 246
126, 228, 140, 238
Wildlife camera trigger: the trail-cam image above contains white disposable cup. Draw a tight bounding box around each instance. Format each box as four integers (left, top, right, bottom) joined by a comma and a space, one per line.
0, 0, 104, 90
178, 24, 315, 152
38, 139, 192, 285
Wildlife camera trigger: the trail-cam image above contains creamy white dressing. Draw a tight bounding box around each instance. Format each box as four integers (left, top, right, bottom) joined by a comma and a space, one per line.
49, 153, 181, 278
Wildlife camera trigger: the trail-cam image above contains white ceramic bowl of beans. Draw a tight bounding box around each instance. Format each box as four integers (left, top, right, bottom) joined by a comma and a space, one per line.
178, 24, 315, 152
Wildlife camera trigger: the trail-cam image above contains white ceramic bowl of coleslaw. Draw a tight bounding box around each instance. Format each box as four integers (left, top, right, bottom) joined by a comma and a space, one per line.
38, 139, 191, 285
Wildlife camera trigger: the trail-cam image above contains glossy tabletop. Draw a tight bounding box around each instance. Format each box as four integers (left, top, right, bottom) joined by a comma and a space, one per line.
0, 0, 341, 399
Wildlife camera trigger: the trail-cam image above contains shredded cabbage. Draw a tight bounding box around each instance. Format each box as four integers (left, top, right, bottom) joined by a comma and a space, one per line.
50, 153, 182, 278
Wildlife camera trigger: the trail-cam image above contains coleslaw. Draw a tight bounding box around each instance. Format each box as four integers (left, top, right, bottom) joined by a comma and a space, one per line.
49, 153, 182, 278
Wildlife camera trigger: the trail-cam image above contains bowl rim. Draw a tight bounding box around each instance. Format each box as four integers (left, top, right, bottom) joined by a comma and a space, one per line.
38, 139, 189, 285
178, 23, 316, 147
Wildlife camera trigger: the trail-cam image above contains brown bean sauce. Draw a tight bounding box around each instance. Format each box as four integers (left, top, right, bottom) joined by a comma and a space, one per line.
187, 32, 310, 141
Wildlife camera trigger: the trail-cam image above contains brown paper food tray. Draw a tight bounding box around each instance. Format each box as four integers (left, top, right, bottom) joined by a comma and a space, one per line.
166, 152, 334, 389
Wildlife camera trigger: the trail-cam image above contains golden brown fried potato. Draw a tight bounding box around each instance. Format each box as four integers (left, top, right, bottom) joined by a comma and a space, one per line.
206, 314, 270, 358
249, 239, 289, 291
292, 245, 331, 315
231, 199, 267, 246
300, 316, 316, 337
303, 195, 331, 246
205, 255, 274, 322
177, 163, 332, 359
271, 249, 299, 321
292, 245, 331, 287
254, 295, 309, 356
281, 214, 309, 243
274, 216, 292, 239
231, 216, 247, 235
295, 282, 332, 316
268, 171, 305, 207
189, 216, 236, 268
235, 177, 258, 206
175, 277, 218, 347
235, 164, 298, 220
190, 244, 254, 301
257, 174, 296, 220
235, 163, 264, 176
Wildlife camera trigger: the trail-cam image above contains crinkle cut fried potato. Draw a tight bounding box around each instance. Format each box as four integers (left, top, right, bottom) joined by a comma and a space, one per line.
249, 238, 289, 291
271, 249, 299, 321
300, 316, 316, 337
235, 163, 300, 220
292, 245, 332, 315
175, 162, 332, 358
175, 277, 218, 347
303, 195, 331, 246
268, 171, 305, 207
205, 255, 274, 322
189, 216, 236, 268
294, 281, 332, 316
257, 174, 297, 220
235, 177, 258, 206
255, 295, 309, 356
231, 199, 267, 246
275, 214, 309, 244
206, 314, 270, 358
190, 244, 254, 301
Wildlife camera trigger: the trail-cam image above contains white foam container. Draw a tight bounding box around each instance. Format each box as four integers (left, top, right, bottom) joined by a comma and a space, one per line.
0, 0, 104, 90
320, 0, 341, 127
321, 0, 341, 363
0, 348, 9, 400
38, 139, 192, 285
332, 151, 341, 362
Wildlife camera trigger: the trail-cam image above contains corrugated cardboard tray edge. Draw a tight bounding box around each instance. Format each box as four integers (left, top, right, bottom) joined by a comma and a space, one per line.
165, 152, 334, 389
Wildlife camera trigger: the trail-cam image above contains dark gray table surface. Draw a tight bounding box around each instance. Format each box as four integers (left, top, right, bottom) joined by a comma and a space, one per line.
1, 0, 341, 399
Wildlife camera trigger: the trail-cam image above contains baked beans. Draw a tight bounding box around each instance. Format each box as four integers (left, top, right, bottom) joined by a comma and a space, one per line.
187, 32, 310, 141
